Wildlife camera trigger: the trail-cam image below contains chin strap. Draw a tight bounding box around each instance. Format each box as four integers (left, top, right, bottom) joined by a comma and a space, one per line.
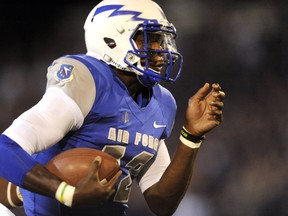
137, 74, 158, 87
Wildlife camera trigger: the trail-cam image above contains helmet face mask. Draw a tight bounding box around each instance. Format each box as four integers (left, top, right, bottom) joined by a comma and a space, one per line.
125, 20, 183, 86
84, 0, 183, 87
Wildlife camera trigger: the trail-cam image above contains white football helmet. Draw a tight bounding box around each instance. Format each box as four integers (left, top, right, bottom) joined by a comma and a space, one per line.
84, 0, 183, 86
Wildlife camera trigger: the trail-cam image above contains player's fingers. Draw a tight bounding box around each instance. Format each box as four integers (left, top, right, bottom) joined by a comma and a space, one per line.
192, 83, 210, 101
89, 156, 102, 180
104, 170, 122, 196
215, 114, 223, 124
107, 170, 122, 185
107, 187, 116, 197
212, 83, 221, 91
209, 101, 224, 110
208, 109, 223, 116
101, 184, 118, 204
208, 110, 223, 123
213, 91, 225, 100
106, 172, 121, 197
93, 156, 102, 169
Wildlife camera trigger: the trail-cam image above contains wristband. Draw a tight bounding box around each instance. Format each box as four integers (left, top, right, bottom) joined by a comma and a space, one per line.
55, 182, 75, 207
7, 182, 22, 208
179, 126, 205, 149
16, 186, 23, 202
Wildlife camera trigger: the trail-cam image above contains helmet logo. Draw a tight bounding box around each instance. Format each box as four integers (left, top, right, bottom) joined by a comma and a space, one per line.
94, 5, 148, 21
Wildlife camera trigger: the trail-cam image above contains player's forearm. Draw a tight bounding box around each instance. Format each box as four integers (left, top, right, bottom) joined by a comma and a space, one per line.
0, 135, 62, 198
23, 164, 63, 198
0, 135, 38, 186
144, 143, 199, 216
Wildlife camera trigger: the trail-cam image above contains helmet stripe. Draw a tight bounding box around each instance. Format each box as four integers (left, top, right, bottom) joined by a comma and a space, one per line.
94, 5, 147, 21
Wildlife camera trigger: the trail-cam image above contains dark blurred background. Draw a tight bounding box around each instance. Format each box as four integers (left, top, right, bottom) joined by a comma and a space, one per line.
1, 0, 287, 215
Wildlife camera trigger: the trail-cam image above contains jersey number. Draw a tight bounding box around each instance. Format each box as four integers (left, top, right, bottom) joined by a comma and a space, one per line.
102, 145, 153, 203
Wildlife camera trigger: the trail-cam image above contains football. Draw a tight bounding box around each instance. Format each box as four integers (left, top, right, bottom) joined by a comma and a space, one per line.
45, 148, 119, 186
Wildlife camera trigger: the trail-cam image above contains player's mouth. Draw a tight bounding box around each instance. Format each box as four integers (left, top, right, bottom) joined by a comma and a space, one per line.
140, 58, 164, 72
149, 62, 163, 72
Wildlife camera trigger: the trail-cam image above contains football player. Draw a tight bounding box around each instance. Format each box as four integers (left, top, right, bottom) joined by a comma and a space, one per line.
0, 0, 225, 215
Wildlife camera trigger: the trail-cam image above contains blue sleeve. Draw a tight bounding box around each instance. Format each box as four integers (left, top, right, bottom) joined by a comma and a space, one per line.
0, 135, 38, 186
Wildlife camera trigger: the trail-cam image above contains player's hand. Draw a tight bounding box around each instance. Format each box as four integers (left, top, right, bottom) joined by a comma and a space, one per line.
184, 83, 225, 136
72, 156, 122, 207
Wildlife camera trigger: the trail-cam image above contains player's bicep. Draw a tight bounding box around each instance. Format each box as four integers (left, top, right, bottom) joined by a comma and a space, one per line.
3, 87, 84, 154
137, 140, 170, 193
46, 56, 96, 117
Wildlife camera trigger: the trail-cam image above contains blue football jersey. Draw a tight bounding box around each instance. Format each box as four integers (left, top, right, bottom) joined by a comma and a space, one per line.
21, 54, 177, 216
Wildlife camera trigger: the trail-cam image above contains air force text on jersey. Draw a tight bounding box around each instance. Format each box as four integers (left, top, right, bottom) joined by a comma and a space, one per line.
108, 127, 160, 151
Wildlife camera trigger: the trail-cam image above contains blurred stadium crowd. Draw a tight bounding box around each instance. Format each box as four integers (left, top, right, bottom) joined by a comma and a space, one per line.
1, 0, 287, 215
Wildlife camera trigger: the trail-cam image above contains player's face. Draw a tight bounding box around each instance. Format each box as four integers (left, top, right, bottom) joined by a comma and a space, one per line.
134, 32, 164, 72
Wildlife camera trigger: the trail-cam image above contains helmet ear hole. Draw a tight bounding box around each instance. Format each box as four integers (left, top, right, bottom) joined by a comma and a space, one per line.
104, 37, 117, 49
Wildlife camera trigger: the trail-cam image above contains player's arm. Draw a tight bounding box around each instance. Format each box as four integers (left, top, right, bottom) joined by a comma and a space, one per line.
0, 57, 121, 208
143, 83, 225, 216
0, 88, 121, 208
0, 86, 83, 203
